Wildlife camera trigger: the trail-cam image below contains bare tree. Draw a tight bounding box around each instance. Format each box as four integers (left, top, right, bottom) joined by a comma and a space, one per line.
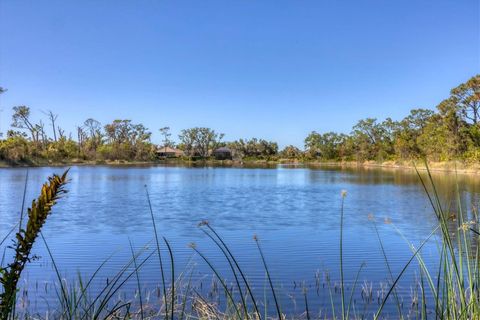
84, 118, 101, 138
84, 118, 102, 151
44, 110, 59, 142
0, 87, 7, 138
36, 121, 47, 146
77, 126, 87, 156
58, 127, 66, 140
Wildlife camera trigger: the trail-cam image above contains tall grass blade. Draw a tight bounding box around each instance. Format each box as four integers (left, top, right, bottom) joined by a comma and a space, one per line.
163, 237, 175, 320
40, 232, 71, 318
203, 223, 262, 319
128, 239, 144, 320
189, 243, 242, 319
254, 236, 282, 320
145, 186, 168, 319
372, 219, 403, 319
199, 224, 249, 318
339, 192, 346, 320
374, 225, 439, 320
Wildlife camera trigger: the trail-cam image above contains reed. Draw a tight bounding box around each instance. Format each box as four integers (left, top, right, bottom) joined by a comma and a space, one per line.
0, 170, 69, 319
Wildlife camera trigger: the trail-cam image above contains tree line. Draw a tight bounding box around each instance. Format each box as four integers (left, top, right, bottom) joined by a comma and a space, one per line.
304, 75, 479, 162
0, 75, 478, 164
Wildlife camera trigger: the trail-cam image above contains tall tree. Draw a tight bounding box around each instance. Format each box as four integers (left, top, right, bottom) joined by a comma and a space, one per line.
178, 127, 224, 158
11, 106, 38, 143
84, 118, 103, 151
352, 118, 383, 160
45, 110, 58, 142
195, 127, 224, 158
178, 128, 198, 157
159, 126, 173, 151
394, 109, 434, 158
437, 97, 469, 158
451, 75, 480, 125
0, 87, 6, 137
304, 131, 345, 159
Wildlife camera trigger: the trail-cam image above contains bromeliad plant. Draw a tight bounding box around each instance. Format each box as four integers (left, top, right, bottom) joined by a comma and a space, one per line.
0, 170, 69, 319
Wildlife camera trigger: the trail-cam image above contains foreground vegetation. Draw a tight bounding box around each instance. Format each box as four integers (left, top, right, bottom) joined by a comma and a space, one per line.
0, 165, 478, 319
0, 75, 479, 166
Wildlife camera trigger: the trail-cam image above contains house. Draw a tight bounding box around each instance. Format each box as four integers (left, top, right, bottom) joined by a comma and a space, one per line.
156, 146, 184, 158
212, 147, 232, 160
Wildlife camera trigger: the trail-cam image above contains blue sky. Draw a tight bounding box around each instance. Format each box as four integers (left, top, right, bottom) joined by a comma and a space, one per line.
0, 0, 478, 148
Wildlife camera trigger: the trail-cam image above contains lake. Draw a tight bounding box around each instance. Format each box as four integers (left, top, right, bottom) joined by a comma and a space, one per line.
0, 165, 479, 317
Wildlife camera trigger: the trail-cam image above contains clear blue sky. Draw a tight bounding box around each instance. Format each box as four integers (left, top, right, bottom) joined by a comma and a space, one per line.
0, 0, 478, 148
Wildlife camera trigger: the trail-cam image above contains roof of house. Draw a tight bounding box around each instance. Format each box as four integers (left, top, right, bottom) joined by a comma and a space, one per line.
156, 146, 184, 154
214, 147, 232, 153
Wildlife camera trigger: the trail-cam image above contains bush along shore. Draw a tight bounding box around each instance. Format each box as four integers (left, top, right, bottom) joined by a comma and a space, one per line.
0, 164, 479, 319
1, 75, 480, 167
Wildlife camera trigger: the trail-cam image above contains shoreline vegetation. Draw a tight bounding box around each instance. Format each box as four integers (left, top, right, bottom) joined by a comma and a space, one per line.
1, 75, 480, 171
2, 158, 480, 176
0, 167, 479, 319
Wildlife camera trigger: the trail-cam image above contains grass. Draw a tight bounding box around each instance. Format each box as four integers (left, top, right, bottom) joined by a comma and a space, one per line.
0, 165, 479, 319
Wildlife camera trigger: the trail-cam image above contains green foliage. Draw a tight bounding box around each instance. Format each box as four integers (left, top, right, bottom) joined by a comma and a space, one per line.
280, 145, 302, 159
227, 138, 278, 159
41, 137, 79, 161
302, 75, 480, 163
0, 75, 479, 165
304, 131, 347, 159
178, 127, 224, 158
0, 136, 29, 163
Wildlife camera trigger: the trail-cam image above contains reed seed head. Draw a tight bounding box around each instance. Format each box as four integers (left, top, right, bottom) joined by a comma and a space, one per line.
198, 220, 209, 227
459, 220, 476, 231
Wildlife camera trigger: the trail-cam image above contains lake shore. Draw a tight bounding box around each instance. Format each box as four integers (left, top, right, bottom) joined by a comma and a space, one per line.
303, 160, 480, 175
1, 157, 480, 175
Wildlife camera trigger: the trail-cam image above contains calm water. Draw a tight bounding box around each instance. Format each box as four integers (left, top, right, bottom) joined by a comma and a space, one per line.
1, 165, 479, 316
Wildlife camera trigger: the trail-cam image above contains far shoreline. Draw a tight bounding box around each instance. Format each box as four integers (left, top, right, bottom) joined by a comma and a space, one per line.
1, 158, 479, 175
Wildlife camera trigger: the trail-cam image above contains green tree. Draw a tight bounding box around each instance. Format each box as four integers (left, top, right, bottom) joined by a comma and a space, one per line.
280, 145, 302, 159
436, 97, 469, 158
178, 127, 224, 158
394, 109, 434, 159
451, 75, 480, 125
304, 131, 345, 159
195, 127, 224, 158
159, 127, 174, 149
103, 120, 152, 160
227, 138, 278, 159
83, 118, 103, 153
178, 128, 198, 157
351, 118, 390, 161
